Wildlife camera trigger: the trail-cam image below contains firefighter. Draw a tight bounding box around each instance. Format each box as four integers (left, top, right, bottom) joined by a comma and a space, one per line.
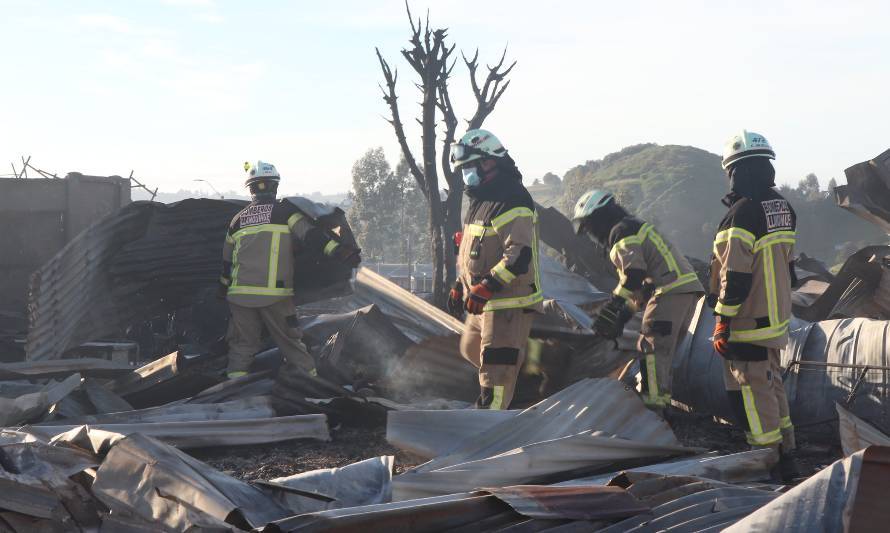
448, 129, 543, 410
571, 191, 704, 412
709, 131, 797, 470
220, 161, 360, 379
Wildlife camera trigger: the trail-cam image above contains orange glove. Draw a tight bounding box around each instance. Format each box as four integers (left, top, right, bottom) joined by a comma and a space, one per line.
453, 231, 463, 255
447, 282, 464, 318
465, 282, 494, 315
713, 318, 731, 357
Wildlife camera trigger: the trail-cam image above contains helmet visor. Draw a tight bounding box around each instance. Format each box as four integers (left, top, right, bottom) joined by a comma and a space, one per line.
450, 143, 488, 167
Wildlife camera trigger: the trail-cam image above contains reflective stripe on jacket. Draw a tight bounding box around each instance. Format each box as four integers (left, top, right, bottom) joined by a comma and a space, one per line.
459, 192, 543, 313
608, 217, 703, 305
221, 200, 340, 307
711, 190, 797, 348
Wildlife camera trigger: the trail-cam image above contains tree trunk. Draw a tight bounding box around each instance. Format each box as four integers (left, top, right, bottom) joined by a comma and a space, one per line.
443, 187, 463, 288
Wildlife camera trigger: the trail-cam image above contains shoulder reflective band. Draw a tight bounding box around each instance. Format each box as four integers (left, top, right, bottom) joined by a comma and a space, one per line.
323, 240, 340, 256
753, 230, 796, 253
465, 223, 492, 237
491, 207, 535, 232
713, 227, 756, 256
287, 212, 304, 231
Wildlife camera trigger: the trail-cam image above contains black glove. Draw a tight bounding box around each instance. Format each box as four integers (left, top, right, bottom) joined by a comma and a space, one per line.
332, 244, 362, 268
593, 296, 633, 339
447, 281, 464, 318
706, 293, 718, 309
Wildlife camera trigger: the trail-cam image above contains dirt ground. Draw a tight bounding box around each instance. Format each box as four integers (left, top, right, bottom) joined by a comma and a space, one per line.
192, 426, 426, 481
190, 408, 841, 484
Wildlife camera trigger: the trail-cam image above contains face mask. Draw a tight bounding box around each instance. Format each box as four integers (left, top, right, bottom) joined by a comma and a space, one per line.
462, 166, 482, 187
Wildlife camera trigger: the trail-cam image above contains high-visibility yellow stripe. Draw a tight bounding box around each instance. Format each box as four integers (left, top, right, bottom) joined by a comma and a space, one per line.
646, 354, 659, 406
232, 223, 290, 240
730, 320, 790, 343
466, 224, 492, 237
491, 261, 517, 285
323, 240, 340, 256
754, 230, 796, 252
713, 227, 756, 250
231, 236, 242, 287
764, 245, 779, 326
746, 428, 783, 446
480, 211, 542, 312
287, 212, 304, 231
483, 291, 544, 312
714, 301, 740, 317
490, 386, 506, 410
227, 286, 294, 296
653, 272, 700, 296
614, 285, 634, 301
780, 416, 793, 429
225, 233, 235, 244
645, 225, 680, 275
741, 385, 764, 436
267, 231, 281, 289
491, 207, 535, 231
227, 371, 248, 379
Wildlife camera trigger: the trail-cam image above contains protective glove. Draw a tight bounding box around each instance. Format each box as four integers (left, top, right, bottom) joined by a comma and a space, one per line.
453, 231, 463, 255
713, 317, 732, 357
332, 243, 362, 268
706, 293, 719, 309
593, 296, 632, 339
465, 281, 494, 315
447, 281, 464, 318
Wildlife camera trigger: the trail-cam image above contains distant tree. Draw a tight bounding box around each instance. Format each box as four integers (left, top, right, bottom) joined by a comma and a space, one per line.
797, 173, 822, 201
827, 177, 838, 193
542, 172, 562, 186
532, 178, 541, 186
348, 148, 404, 263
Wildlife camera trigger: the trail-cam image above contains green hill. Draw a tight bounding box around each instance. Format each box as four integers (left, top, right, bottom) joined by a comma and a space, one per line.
557, 144, 887, 261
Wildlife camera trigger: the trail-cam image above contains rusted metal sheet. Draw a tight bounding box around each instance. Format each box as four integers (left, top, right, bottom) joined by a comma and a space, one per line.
483, 485, 648, 521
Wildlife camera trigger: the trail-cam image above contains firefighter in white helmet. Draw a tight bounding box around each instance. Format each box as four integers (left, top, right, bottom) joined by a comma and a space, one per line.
220, 161, 360, 379
448, 129, 543, 410
709, 131, 799, 479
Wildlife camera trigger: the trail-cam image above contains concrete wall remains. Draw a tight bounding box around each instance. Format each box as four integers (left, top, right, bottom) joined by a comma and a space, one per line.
0, 173, 131, 319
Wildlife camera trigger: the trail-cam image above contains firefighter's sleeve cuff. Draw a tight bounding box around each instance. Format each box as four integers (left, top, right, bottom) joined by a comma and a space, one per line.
714, 300, 740, 317
219, 276, 231, 287
323, 240, 340, 256
491, 262, 517, 285
613, 285, 634, 302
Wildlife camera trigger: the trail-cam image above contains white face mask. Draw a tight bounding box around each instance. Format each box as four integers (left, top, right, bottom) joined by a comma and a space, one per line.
462, 167, 482, 187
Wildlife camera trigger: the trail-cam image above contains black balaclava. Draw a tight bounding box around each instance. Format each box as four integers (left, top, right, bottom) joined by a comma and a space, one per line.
249, 180, 278, 202
584, 201, 629, 246
723, 157, 776, 206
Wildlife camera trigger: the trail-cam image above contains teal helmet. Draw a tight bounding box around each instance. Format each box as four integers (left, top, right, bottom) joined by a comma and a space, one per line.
571, 189, 616, 234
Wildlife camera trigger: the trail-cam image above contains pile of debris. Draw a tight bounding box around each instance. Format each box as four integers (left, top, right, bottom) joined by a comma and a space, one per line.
4, 149, 890, 530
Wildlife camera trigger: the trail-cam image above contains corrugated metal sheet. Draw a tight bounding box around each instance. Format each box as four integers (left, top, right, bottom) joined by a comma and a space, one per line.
391, 379, 692, 500
838, 147, 890, 233
837, 403, 890, 456
387, 409, 517, 459
725, 446, 890, 532
484, 485, 649, 521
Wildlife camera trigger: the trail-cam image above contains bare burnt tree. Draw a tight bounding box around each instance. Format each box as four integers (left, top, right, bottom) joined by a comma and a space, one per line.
376, 4, 515, 306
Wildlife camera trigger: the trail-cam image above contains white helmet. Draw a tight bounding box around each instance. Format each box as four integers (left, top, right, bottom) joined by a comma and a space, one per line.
244, 160, 281, 187
721, 130, 775, 170
450, 129, 507, 169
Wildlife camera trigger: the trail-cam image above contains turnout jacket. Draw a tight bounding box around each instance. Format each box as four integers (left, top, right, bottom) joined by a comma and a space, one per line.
711, 189, 797, 349
609, 217, 703, 307
458, 178, 543, 313
221, 200, 342, 307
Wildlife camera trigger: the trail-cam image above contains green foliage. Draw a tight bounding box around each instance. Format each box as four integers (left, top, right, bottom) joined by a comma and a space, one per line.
557, 144, 887, 261
347, 148, 429, 263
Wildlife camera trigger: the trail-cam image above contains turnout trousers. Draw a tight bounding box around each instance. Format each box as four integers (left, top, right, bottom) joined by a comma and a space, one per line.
637, 292, 701, 408
723, 347, 795, 449
226, 297, 315, 376
460, 308, 535, 410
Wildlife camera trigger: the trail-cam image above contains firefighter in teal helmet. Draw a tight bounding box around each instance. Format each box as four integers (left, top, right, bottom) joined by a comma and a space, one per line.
572, 189, 703, 413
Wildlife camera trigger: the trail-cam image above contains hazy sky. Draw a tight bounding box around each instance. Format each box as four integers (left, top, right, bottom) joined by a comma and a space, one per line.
1, 0, 887, 196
